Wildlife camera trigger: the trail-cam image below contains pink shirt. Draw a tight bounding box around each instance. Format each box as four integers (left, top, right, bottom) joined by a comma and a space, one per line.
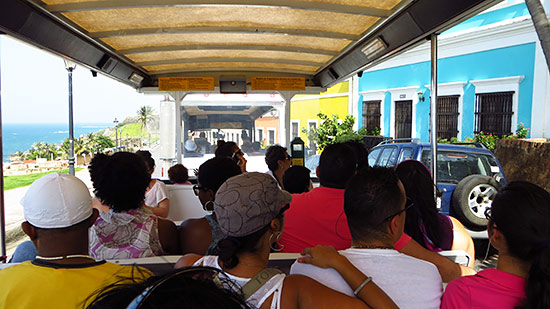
280, 187, 411, 253
441, 268, 526, 309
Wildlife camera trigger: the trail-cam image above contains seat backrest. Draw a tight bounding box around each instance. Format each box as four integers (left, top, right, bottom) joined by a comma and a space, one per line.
166, 185, 209, 223
438, 249, 471, 267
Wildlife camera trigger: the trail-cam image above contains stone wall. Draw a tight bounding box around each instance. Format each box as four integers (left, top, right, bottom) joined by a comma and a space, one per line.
493, 139, 550, 191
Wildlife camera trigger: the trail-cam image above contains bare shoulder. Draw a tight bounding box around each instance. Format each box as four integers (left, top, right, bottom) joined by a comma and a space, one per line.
175, 253, 203, 269
180, 217, 208, 229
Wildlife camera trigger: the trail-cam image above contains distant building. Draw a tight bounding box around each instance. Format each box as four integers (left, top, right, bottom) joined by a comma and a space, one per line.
290, 80, 355, 154
356, 0, 550, 141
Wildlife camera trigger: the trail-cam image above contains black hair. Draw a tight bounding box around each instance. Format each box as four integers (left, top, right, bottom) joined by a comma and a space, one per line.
490, 181, 550, 309
86, 267, 250, 309
89, 152, 150, 212
198, 157, 242, 193
344, 167, 404, 242
135, 150, 155, 172
318, 143, 356, 189
265, 145, 288, 172
218, 214, 284, 270
283, 166, 311, 194
343, 140, 368, 170
395, 160, 443, 249
215, 141, 238, 158
168, 164, 189, 184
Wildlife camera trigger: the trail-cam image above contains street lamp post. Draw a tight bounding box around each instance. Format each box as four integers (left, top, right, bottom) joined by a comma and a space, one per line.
113, 118, 119, 151
64, 59, 77, 176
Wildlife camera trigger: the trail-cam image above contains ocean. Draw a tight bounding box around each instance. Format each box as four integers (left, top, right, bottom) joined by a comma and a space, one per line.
2, 123, 112, 162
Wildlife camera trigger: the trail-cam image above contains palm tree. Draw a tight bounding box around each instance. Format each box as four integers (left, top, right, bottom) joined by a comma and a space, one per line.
137, 106, 154, 146
526, 0, 550, 72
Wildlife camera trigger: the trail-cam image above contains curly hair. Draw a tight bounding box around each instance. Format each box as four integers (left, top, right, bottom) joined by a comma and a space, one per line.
89, 152, 150, 212
168, 164, 189, 184
214, 141, 238, 158
264, 145, 287, 172
135, 150, 155, 172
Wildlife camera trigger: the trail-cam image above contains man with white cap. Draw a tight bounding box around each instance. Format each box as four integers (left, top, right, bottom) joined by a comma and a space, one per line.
0, 173, 151, 308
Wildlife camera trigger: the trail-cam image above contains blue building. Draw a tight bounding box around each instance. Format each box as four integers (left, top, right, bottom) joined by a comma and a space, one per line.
355, 0, 550, 141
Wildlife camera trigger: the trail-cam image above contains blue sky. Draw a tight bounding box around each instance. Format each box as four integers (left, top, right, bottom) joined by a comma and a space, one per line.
0, 36, 164, 124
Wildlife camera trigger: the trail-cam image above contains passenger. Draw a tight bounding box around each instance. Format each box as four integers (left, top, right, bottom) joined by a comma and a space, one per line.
168, 163, 191, 185
291, 167, 443, 308
175, 173, 397, 309
184, 139, 203, 157
396, 160, 475, 267
0, 173, 151, 308
265, 145, 291, 188
441, 181, 550, 309
89, 152, 179, 259
279, 145, 473, 282
194, 131, 212, 154
283, 165, 313, 194
178, 157, 242, 255
279, 143, 357, 252
215, 141, 247, 173
136, 150, 170, 218
87, 266, 250, 309
343, 140, 368, 170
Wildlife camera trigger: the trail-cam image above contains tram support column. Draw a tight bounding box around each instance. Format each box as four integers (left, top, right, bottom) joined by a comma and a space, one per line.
64, 60, 77, 176
0, 37, 6, 262
172, 92, 186, 164
278, 92, 295, 147
430, 34, 439, 191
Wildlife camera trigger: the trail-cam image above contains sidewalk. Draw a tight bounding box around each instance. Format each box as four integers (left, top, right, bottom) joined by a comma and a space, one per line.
3, 168, 93, 257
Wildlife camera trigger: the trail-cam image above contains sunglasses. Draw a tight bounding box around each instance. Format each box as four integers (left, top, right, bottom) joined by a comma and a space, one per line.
382, 197, 414, 223
485, 207, 492, 221
193, 185, 208, 196
126, 266, 226, 309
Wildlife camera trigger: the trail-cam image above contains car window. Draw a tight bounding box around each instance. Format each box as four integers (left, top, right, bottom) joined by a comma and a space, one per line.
420, 149, 496, 184
377, 147, 396, 167
368, 148, 382, 167
398, 147, 414, 163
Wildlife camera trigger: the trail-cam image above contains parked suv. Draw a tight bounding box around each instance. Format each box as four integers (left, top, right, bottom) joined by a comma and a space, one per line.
368, 139, 507, 232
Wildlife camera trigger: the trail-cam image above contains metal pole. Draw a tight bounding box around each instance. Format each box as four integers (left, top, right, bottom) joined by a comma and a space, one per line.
115, 125, 119, 149
0, 37, 7, 262
430, 34, 439, 191
173, 92, 185, 164
67, 67, 75, 176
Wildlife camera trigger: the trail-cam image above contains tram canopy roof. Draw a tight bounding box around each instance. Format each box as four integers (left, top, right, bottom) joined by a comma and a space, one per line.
1, 0, 501, 91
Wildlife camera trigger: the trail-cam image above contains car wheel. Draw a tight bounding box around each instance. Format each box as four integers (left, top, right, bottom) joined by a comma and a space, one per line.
451, 175, 501, 231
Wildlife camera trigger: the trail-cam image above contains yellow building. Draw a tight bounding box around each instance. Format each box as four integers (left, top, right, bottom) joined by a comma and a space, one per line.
290, 80, 352, 154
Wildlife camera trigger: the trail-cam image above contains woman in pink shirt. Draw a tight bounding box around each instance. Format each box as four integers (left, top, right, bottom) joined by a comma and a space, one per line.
441, 181, 550, 308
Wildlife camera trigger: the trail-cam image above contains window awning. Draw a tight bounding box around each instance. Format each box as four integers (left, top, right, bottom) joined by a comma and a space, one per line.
0, 0, 501, 90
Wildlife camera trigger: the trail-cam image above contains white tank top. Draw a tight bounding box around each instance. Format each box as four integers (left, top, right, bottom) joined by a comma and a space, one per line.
193, 256, 285, 309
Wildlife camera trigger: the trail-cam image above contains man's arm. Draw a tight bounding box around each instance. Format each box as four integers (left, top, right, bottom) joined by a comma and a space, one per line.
399, 238, 476, 282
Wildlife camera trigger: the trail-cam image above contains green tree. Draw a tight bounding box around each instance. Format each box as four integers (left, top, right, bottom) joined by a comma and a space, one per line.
302, 113, 363, 151
137, 106, 154, 146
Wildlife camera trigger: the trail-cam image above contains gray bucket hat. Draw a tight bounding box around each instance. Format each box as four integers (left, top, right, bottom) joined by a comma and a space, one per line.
214, 172, 292, 237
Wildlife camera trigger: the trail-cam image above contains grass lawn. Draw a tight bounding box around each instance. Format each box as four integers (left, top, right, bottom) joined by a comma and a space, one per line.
3, 168, 83, 191
119, 123, 145, 138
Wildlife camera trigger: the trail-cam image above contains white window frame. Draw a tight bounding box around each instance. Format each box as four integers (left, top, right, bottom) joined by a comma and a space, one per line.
426, 81, 467, 139
470, 76, 524, 133
291, 120, 300, 139
256, 128, 264, 143
267, 128, 276, 145
360, 90, 386, 135
388, 86, 419, 139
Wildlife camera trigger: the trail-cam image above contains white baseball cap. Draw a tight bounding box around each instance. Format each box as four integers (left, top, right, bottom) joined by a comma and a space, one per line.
21, 173, 93, 229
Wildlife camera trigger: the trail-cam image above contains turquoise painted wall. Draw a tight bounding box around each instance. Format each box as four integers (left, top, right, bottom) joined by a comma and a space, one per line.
358, 43, 536, 141
444, 3, 529, 35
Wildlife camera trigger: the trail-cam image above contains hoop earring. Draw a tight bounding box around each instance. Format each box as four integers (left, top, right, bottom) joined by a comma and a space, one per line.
203, 200, 214, 211
269, 232, 284, 252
